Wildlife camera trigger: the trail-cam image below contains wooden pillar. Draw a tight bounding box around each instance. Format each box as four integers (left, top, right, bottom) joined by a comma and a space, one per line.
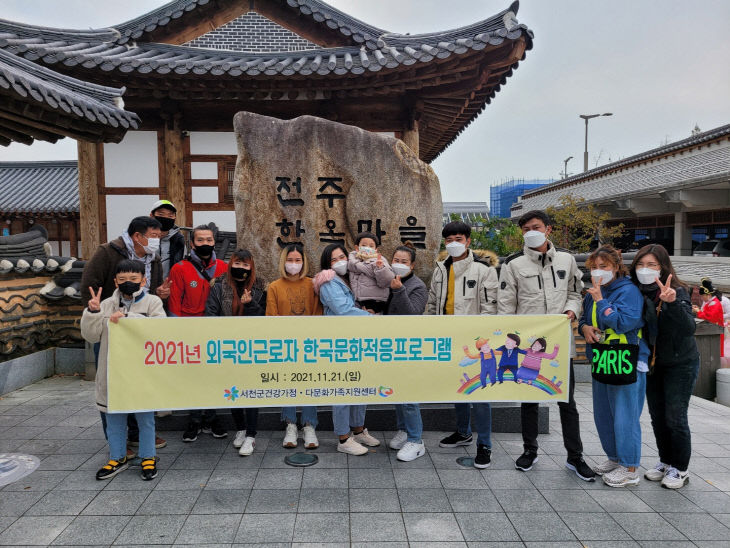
68, 217, 78, 258
162, 116, 186, 227
77, 140, 103, 260
402, 119, 419, 157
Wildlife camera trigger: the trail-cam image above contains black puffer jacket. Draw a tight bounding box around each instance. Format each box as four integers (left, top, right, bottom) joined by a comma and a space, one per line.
643, 285, 699, 366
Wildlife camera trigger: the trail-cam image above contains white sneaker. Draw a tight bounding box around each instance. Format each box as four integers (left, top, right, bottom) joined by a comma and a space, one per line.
302, 425, 319, 449
603, 465, 640, 487
352, 428, 380, 447
644, 461, 667, 482
593, 459, 620, 476
389, 430, 408, 450
337, 436, 368, 455
397, 441, 426, 462
283, 423, 298, 448
232, 430, 247, 449
238, 436, 256, 456
661, 466, 689, 489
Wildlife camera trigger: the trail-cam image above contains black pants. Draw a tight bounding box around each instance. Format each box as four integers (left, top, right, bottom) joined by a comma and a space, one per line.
521, 360, 583, 460
231, 408, 259, 438
189, 409, 217, 425
646, 358, 699, 471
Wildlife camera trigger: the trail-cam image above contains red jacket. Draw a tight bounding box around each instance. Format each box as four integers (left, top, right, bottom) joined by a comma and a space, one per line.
697, 297, 725, 327
168, 258, 228, 317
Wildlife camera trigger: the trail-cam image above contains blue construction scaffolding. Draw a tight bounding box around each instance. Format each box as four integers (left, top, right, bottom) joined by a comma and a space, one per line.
490, 178, 554, 218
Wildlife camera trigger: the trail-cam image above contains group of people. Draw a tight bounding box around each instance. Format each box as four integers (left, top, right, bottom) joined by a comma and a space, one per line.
79, 201, 716, 491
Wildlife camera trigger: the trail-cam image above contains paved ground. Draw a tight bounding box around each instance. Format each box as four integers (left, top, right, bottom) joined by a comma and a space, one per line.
1, 376, 730, 547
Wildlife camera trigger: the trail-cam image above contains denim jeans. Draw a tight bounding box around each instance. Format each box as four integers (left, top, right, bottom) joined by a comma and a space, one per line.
592, 372, 647, 468
454, 402, 492, 448
106, 411, 155, 461
332, 405, 366, 436
395, 404, 423, 443
231, 408, 259, 438
281, 406, 318, 428
646, 359, 699, 471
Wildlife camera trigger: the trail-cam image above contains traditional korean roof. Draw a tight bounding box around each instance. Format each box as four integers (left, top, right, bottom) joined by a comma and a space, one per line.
0, 160, 79, 214
0, 49, 140, 146
0, 0, 533, 162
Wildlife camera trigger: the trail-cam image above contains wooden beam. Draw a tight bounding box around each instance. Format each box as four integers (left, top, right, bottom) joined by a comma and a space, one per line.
162, 116, 187, 228
68, 218, 78, 258
402, 119, 419, 156
77, 140, 103, 260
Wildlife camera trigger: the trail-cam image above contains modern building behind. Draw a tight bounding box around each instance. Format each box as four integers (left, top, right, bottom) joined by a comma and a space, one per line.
490, 178, 553, 218
511, 124, 730, 255
442, 202, 490, 227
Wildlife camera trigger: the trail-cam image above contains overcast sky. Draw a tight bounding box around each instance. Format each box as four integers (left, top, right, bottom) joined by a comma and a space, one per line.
1, 0, 729, 202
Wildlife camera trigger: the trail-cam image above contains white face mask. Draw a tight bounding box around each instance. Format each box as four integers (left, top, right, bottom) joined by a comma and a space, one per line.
445, 241, 466, 257
285, 262, 303, 275
332, 260, 348, 276
636, 267, 660, 285
523, 230, 546, 249
591, 269, 614, 285
392, 263, 411, 277
144, 237, 160, 255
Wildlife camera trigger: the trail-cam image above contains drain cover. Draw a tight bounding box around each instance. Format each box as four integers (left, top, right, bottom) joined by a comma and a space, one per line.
284, 452, 319, 467
0, 453, 40, 487
456, 456, 475, 468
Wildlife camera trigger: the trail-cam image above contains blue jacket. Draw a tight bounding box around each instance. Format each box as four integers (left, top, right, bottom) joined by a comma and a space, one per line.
496, 346, 526, 368
318, 276, 370, 316
578, 276, 648, 363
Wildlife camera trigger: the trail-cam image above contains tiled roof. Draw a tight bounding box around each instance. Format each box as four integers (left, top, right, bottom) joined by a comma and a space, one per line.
0, 49, 139, 146
519, 124, 730, 202
0, 161, 79, 214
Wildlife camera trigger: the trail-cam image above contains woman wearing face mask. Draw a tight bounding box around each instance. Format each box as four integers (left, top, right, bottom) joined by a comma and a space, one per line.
205, 249, 266, 456
266, 244, 323, 450
629, 244, 699, 489
578, 245, 647, 487
386, 243, 428, 462
312, 243, 378, 455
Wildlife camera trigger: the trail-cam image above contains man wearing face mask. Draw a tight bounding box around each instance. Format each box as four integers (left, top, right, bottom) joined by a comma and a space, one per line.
427, 221, 499, 469
150, 200, 186, 282
167, 224, 227, 318
497, 210, 595, 481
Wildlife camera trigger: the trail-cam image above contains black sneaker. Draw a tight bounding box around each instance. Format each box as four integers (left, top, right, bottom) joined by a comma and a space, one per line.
566, 457, 597, 482
474, 445, 491, 469
182, 423, 201, 442
140, 458, 158, 481
439, 431, 473, 448
515, 449, 539, 471
210, 418, 228, 439
95, 457, 128, 480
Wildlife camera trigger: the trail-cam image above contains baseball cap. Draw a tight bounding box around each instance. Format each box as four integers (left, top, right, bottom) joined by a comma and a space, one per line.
151, 199, 177, 213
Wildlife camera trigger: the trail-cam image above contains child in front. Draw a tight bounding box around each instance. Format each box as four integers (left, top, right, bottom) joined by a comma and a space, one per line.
81, 259, 166, 481
347, 231, 394, 314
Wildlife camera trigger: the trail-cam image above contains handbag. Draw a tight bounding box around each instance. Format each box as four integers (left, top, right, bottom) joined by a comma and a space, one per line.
589, 302, 639, 385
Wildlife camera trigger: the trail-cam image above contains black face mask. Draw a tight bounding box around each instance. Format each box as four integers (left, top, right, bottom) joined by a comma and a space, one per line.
118, 281, 141, 296
154, 216, 175, 231
230, 267, 250, 280
194, 244, 215, 258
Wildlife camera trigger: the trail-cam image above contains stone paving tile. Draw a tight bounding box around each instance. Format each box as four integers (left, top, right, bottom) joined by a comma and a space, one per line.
454, 512, 521, 542
302, 467, 348, 489
205, 469, 257, 490
659, 512, 730, 541
0, 491, 45, 517
2, 469, 70, 492
81, 489, 150, 516
402, 512, 464, 542
397, 488, 452, 512
507, 511, 577, 542
348, 488, 401, 513
254, 467, 303, 489
0, 515, 74, 546
348, 467, 395, 488
26, 489, 98, 516
540, 488, 605, 512
51, 514, 131, 545
560, 511, 632, 541
493, 489, 553, 513
137, 489, 201, 515
113, 515, 185, 545
191, 489, 249, 514
233, 512, 295, 543
175, 513, 242, 544
292, 512, 348, 543
588, 489, 655, 513
393, 468, 442, 489
483, 469, 535, 490
156, 469, 212, 491
445, 488, 502, 513
610, 512, 687, 541
437, 468, 489, 489
298, 488, 349, 513
245, 489, 299, 513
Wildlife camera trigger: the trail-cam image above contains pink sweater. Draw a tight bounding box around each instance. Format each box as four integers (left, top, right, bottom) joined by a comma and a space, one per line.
519, 345, 560, 370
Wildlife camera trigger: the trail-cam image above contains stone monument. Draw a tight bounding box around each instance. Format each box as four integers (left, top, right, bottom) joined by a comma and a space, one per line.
233, 112, 442, 284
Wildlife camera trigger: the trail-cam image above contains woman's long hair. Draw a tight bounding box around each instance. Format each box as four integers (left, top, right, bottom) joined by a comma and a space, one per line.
629, 243, 686, 289
319, 243, 348, 272
278, 243, 308, 280
228, 249, 255, 316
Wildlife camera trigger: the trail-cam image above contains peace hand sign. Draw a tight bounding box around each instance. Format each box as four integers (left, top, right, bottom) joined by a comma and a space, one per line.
87, 287, 103, 312
241, 289, 252, 305
586, 277, 603, 302
156, 277, 171, 299
656, 274, 676, 303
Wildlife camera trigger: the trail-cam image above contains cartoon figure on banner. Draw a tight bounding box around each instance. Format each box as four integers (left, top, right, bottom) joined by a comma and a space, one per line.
515, 337, 560, 385
495, 333, 526, 383
460, 338, 497, 388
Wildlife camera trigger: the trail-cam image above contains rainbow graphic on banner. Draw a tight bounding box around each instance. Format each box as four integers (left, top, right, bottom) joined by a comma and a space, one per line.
457, 372, 563, 396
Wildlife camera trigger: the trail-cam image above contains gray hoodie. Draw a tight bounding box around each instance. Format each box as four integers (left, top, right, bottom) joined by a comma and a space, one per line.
387, 273, 428, 315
